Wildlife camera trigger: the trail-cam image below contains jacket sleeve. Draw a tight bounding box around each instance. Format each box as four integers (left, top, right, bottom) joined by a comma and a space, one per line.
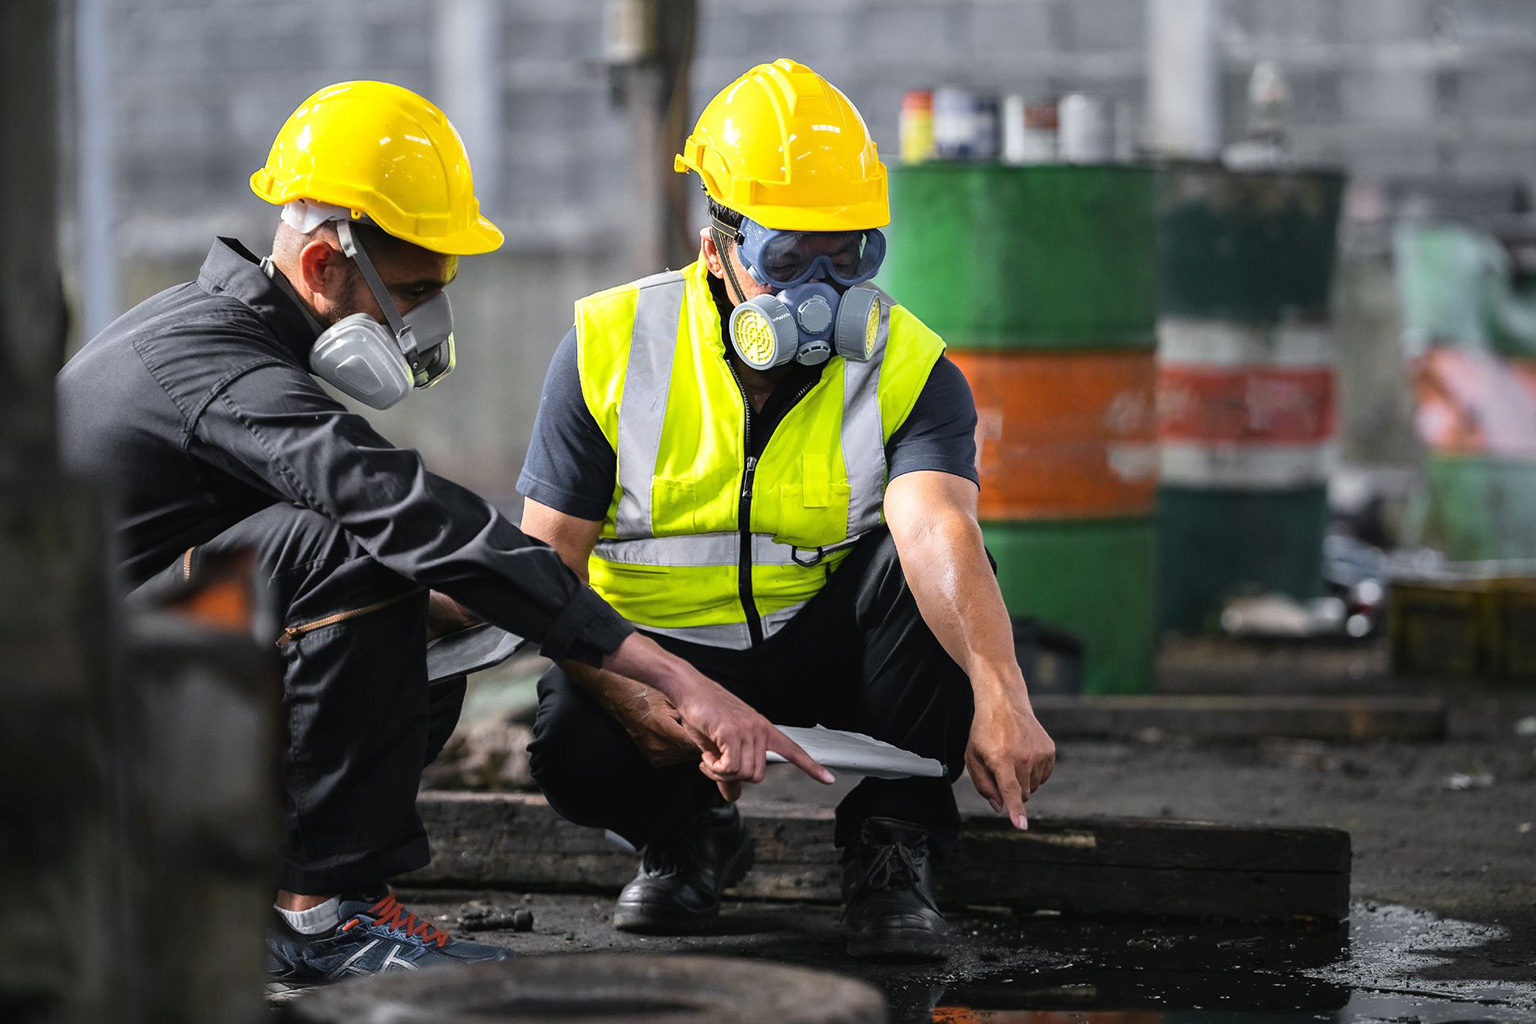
190, 362, 632, 666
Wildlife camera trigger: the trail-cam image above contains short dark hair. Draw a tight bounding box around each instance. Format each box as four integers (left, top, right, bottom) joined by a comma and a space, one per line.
273, 215, 424, 268
339, 219, 420, 264
706, 194, 743, 235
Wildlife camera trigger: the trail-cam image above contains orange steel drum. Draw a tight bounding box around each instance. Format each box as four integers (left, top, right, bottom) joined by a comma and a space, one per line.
950, 349, 1159, 522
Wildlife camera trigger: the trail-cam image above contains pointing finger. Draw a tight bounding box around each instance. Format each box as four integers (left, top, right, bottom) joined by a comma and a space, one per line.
997, 767, 1028, 831
767, 727, 835, 785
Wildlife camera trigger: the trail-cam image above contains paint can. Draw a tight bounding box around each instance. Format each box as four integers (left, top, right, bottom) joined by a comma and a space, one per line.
1002, 95, 1058, 164
899, 89, 935, 164
1059, 93, 1115, 163
933, 86, 999, 161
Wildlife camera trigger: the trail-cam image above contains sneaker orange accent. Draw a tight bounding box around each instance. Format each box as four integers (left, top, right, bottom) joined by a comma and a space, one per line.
366, 893, 450, 949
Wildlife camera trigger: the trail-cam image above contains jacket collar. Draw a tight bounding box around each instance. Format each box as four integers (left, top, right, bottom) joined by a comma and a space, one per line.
196, 237, 320, 363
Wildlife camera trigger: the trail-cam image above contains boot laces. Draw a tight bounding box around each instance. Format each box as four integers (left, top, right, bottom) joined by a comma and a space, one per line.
346, 893, 450, 949
841, 839, 940, 922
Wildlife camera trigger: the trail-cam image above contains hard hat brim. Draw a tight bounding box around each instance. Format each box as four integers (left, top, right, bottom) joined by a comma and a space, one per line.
250, 170, 505, 256
430, 218, 506, 256
731, 199, 890, 234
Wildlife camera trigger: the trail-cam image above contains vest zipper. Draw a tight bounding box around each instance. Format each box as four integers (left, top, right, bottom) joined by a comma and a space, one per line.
739, 454, 762, 646
728, 357, 764, 646
728, 356, 821, 648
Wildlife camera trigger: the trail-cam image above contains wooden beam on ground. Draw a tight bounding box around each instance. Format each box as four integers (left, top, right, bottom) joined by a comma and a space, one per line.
409, 792, 1350, 924
1031, 694, 1446, 742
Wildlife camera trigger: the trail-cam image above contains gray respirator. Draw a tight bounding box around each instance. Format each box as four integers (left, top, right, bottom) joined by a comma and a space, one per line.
307, 220, 456, 410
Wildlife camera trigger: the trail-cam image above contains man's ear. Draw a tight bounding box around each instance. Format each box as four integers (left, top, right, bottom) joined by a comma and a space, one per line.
297, 238, 348, 297
700, 226, 725, 279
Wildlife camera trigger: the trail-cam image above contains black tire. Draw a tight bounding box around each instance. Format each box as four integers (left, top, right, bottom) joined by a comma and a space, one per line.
280, 953, 887, 1024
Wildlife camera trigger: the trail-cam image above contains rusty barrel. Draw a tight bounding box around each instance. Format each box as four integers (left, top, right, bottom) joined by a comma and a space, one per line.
883, 163, 1158, 694
1154, 164, 1345, 632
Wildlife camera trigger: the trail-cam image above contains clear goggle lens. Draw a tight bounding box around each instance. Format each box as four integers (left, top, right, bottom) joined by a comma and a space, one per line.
738, 219, 887, 288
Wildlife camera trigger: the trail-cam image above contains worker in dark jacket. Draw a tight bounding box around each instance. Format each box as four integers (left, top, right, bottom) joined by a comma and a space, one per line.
57, 80, 828, 990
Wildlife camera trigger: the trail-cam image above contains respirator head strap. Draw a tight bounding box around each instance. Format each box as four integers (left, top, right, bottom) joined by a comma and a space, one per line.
711, 220, 754, 311
336, 219, 419, 363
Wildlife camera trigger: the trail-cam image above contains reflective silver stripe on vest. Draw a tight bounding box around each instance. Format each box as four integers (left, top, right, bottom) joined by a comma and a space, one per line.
841, 300, 891, 536
613, 271, 687, 538
596, 532, 804, 568
643, 603, 807, 650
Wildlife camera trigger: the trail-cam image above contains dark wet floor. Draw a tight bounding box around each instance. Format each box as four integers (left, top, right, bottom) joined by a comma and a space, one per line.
394, 892, 1536, 1023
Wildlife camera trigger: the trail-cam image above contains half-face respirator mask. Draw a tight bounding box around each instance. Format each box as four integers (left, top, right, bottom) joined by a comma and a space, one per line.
715, 216, 888, 371
305, 217, 457, 410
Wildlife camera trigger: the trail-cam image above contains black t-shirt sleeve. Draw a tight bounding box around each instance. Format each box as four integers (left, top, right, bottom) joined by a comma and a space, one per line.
516, 327, 618, 521
886, 355, 980, 486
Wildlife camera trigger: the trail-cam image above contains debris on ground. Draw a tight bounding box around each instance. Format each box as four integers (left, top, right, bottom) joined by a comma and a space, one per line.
458, 901, 535, 932
1221, 593, 1348, 639
1444, 771, 1497, 791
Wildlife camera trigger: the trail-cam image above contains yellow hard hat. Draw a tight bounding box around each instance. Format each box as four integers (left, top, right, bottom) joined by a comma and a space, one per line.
250, 80, 504, 256
675, 59, 889, 232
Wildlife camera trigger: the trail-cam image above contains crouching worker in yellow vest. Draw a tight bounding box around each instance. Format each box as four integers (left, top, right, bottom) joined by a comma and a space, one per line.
520, 60, 1056, 962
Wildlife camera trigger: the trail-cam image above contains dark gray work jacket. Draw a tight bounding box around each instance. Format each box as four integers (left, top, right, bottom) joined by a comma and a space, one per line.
56, 237, 630, 666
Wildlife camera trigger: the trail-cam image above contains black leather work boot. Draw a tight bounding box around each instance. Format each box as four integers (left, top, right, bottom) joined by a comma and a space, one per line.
841, 817, 947, 962
612, 804, 755, 934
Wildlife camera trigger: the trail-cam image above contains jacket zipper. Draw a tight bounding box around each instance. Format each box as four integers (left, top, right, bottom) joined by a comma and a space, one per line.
728, 360, 819, 648
276, 588, 423, 648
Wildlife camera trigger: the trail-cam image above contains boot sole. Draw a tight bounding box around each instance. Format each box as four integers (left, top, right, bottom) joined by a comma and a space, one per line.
613, 834, 755, 935
846, 925, 948, 963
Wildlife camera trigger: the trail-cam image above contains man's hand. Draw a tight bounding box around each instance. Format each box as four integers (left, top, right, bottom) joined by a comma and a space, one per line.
605, 633, 835, 800
589, 673, 695, 768
965, 679, 1056, 830
425, 589, 480, 640
884, 471, 1058, 830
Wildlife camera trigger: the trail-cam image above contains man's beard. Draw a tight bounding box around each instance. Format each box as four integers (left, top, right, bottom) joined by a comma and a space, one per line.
317, 272, 371, 329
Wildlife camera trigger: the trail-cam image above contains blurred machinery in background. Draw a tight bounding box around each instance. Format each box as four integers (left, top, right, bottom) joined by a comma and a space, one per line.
1395, 215, 1536, 561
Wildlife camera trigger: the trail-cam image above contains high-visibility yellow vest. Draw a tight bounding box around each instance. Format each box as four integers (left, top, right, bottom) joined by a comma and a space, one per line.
575, 258, 945, 648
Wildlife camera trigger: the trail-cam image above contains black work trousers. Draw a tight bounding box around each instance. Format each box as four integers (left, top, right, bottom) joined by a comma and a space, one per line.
528, 529, 975, 859
134, 503, 465, 894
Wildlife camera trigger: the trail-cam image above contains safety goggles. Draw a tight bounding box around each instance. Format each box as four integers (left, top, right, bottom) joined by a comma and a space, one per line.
731, 217, 887, 289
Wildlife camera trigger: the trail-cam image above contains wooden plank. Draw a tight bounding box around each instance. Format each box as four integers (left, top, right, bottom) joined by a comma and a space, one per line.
1031, 694, 1446, 742
409, 792, 1350, 922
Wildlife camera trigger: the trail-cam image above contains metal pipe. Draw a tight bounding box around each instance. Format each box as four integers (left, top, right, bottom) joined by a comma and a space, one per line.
77, 0, 117, 338
1146, 0, 1223, 159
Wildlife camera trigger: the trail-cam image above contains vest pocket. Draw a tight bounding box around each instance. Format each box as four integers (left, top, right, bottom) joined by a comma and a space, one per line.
771, 453, 851, 548
650, 477, 697, 534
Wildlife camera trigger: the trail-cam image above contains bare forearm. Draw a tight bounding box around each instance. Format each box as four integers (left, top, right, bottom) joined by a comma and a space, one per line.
899, 512, 1032, 707
562, 657, 646, 709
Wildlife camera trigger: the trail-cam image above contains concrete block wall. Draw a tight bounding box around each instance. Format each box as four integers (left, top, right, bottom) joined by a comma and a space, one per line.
93, 0, 1536, 499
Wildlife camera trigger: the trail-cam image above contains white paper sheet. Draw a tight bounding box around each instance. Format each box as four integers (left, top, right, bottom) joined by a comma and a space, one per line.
765, 725, 945, 779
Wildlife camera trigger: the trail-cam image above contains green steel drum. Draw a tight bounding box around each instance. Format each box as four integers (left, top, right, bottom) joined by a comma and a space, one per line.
1153, 165, 1345, 633
885, 164, 1158, 695
885, 163, 1156, 348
